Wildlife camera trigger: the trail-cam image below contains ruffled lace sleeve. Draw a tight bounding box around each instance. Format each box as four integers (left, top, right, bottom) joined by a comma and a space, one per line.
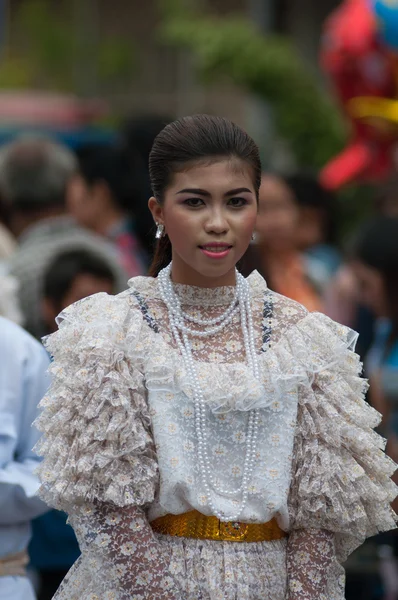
34, 292, 159, 512
287, 312, 398, 599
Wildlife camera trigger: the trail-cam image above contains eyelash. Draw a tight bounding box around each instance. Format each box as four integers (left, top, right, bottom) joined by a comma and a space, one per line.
183, 198, 248, 208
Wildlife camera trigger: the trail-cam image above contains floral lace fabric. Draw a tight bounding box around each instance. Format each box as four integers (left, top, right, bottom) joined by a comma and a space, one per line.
34, 272, 397, 599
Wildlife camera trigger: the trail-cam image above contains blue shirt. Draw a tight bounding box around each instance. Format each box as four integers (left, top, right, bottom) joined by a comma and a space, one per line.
0, 316, 50, 558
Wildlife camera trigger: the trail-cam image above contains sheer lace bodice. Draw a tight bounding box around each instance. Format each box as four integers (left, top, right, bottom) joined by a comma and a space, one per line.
34, 272, 397, 599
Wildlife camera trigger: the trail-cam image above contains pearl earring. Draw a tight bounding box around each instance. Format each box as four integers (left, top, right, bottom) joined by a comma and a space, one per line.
155, 223, 165, 239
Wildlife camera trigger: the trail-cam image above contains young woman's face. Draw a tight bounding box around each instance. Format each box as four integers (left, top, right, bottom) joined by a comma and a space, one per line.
149, 159, 257, 286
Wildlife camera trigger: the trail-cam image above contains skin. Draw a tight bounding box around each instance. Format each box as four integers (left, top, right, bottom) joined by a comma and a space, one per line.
148, 159, 258, 287
255, 174, 299, 255
66, 174, 125, 235
42, 273, 114, 333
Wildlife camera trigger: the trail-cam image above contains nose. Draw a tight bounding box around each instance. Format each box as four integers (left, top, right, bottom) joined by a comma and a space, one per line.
204, 207, 229, 235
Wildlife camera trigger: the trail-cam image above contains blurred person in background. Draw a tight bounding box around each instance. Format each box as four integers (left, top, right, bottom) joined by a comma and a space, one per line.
351, 217, 398, 452
41, 248, 118, 334
119, 115, 172, 258
0, 137, 127, 340
0, 192, 23, 323
374, 174, 398, 217
67, 145, 148, 277
283, 173, 341, 282
324, 175, 398, 357
29, 248, 118, 600
244, 173, 323, 312
350, 216, 398, 600
0, 200, 16, 259
0, 317, 50, 600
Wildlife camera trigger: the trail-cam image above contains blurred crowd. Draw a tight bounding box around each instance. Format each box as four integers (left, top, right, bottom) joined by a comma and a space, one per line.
1, 118, 398, 599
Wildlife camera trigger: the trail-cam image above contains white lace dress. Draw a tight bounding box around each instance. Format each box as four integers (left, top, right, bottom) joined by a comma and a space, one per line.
35, 272, 397, 600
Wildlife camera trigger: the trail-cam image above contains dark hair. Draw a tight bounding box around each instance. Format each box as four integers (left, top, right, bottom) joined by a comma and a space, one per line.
119, 116, 172, 257
148, 114, 262, 277
43, 249, 116, 311
76, 144, 135, 212
374, 173, 398, 216
352, 216, 398, 349
282, 172, 337, 244
0, 137, 76, 211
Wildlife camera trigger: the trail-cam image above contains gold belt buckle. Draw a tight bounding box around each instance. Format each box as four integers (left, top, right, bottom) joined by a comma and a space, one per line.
219, 520, 249, 541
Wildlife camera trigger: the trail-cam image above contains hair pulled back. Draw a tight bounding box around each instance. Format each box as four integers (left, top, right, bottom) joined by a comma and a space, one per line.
148, 114, 261, 277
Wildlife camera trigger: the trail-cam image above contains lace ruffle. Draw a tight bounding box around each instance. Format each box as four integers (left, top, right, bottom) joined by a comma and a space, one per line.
132, 296, 349, 415
34, 292, 159, 511
288, 312, 398, 561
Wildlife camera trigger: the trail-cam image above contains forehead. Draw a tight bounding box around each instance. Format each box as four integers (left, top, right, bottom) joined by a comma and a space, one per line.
168, 159, 255, 193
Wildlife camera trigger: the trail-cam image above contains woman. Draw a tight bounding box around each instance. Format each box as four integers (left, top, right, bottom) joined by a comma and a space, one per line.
248, 173, 323, 312
67, 145, 148, 277
35, 115, 397, 599
352, 217, 398, 453
351, 216, 398, 598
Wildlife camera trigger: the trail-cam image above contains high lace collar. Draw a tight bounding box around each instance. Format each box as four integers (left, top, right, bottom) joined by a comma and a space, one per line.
128, 270, 267, 307
173, 281, 238, 306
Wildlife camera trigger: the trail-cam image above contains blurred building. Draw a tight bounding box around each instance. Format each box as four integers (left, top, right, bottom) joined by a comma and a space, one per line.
4, 0, 339, 131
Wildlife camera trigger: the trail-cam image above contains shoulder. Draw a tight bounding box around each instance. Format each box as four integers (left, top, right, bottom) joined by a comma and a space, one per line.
0, 316, 45, 354
56, 282, 151, 328
44, 286, 151, 360
0, 316, 49, 375
127, 275, 157, 298
58, 275, 157, 321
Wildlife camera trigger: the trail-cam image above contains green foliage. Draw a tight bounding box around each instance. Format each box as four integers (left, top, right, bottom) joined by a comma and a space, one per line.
0, 0, 135, 93
159, 1, 347, 169
98, 39, 135, 84
0, 59, 35, 89
17, 0, 75, 89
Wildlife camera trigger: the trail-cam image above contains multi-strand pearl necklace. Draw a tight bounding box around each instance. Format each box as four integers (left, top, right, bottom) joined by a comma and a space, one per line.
158, 263, 260, 522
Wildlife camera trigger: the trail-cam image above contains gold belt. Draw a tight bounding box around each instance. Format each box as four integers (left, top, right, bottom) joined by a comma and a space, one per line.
0, 551, 29, 577
150, 510, 287, 543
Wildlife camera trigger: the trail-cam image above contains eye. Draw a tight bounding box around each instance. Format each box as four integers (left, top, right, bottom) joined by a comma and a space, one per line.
228, 197, 248, 208
183, 197, 205, 208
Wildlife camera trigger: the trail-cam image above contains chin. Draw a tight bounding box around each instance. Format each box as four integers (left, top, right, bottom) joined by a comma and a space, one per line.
195, 259, 238, 279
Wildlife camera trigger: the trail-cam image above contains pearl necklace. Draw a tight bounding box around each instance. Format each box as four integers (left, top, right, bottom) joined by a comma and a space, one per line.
158, 263, 261, 522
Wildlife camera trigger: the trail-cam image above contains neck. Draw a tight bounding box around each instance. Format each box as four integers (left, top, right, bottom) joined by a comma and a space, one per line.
170, 257, 237, 288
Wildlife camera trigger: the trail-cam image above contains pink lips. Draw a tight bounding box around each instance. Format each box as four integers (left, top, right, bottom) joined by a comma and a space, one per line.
199, 243, 232, 260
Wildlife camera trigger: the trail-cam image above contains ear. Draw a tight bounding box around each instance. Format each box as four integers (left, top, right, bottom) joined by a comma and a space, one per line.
148, 196, 164, 225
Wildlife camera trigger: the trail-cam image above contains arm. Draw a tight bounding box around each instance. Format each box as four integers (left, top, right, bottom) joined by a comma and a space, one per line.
287, 529, 336, 600
0, 324, 50, 523
34, 295, 178, 596
66, 503, 181, 599
287, 312, 397, 599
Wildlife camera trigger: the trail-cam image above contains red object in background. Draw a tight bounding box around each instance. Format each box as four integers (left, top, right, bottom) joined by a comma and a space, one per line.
0, 92, 107, 128
320, 0, 398, 190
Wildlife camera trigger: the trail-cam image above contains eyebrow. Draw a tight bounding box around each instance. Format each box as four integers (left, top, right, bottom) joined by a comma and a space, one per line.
176, 187, 253, 196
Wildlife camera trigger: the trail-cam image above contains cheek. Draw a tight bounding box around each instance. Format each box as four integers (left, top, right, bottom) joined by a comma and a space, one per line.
234, 209, 257, 236
164, 209, 198, 246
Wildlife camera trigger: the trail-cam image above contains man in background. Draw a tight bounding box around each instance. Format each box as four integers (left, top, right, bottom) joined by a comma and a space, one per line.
0, 317, 50, 600
0, 137, 128, 339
